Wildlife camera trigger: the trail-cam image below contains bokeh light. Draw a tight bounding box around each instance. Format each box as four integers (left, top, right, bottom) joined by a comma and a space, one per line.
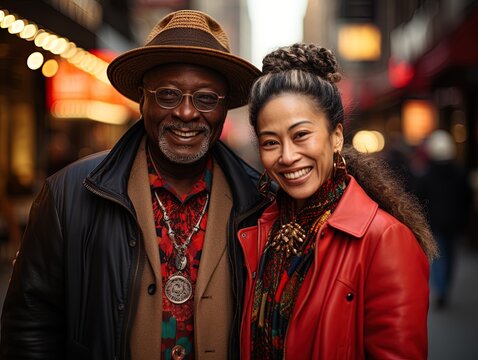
352, 130, 385, 153
27, 52, 44, 70
42, 59, 59, 77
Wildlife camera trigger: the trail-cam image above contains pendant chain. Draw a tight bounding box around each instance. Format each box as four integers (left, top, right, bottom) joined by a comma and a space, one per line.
154, 191, 209, 259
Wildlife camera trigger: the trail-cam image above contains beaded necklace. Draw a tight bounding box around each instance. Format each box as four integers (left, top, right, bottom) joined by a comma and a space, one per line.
154, 191, 209, 271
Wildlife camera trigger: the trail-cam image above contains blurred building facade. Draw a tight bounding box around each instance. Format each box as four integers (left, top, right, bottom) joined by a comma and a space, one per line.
305, 0, 477, 156
1, 0, 477, 249
304, 0, 478, 241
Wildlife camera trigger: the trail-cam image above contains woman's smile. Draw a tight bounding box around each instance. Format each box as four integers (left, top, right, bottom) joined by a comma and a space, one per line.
281, 167, 312, 180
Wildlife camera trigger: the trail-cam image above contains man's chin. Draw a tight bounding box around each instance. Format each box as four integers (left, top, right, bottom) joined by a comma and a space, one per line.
162, 148, 209, 165
171, 155, 204, 165
157, 136, 213, 165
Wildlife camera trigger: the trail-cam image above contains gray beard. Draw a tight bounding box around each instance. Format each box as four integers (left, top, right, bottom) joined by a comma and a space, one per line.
157, 123, 211, 164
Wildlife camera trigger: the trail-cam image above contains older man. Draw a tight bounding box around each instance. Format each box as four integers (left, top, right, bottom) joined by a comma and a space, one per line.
1, 10, 272, 360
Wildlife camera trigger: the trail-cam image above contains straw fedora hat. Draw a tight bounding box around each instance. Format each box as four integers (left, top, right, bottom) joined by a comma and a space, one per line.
107, 10, 261, 109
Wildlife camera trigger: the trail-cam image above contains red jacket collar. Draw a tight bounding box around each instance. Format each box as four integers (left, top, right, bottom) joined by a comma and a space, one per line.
327, 176, 378, 238
261, 176, 378, 238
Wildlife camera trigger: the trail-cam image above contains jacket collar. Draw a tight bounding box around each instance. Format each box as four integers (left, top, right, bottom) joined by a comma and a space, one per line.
327, 176, 378, 238
85, 119, 145, 210
85, 118, 266, 215
211, 140, 266, 214
261, 176, 378, 238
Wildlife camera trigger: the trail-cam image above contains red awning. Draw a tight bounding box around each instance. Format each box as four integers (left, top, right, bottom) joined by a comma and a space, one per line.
411, 3, 478, 91
357, 3, 478, 111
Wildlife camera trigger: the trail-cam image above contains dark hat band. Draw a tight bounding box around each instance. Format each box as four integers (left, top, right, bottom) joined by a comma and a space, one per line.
147, 28, 229, 53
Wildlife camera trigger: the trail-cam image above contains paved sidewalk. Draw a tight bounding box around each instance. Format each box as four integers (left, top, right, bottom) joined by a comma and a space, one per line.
428, 244, 478, 359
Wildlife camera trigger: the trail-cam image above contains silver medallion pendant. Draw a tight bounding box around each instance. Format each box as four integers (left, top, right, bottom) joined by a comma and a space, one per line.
165, 274, 192, 304
175, 254, 187, 271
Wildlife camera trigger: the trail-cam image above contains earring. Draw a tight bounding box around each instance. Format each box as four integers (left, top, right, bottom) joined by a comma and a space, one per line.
332, 151, 347, 180
258, 170, 272, 197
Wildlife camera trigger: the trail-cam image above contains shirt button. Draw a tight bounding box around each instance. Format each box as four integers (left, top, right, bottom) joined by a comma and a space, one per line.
118, 303, 125, 311
346, 292, 354, 301
241, 233, 247, 238
172, 344, 186, 359
129, 239, 137, 247
148, 284, 156, 295
320, 231, 325, 238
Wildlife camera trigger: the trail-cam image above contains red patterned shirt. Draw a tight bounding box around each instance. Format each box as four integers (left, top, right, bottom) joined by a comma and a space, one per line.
147, 151, 212, 360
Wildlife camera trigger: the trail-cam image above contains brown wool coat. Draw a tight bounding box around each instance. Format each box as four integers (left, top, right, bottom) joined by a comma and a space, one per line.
127, 139, 234, 359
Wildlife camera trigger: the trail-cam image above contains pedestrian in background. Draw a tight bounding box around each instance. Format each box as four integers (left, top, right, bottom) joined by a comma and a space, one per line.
415, 129, 473, 309
1, 10, 269, 359
239, 43, 438, 359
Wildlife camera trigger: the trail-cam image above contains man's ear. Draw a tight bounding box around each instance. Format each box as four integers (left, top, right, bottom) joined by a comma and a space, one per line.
138, 87, 145, 114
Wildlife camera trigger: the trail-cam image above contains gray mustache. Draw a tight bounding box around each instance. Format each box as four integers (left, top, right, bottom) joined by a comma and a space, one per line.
163, 122, 210, 132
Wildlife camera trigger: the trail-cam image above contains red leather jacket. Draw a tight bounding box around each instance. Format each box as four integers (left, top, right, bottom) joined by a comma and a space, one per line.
238, 176, 429, 360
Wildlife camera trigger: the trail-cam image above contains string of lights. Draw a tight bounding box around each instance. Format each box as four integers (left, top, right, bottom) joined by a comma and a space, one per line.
0, 8, 110, 83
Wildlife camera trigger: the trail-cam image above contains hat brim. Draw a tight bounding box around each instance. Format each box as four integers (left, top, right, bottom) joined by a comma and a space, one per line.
107, 46, 261, 109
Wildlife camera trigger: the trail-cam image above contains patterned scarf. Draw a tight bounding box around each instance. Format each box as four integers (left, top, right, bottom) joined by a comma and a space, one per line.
250, 169, 347, 359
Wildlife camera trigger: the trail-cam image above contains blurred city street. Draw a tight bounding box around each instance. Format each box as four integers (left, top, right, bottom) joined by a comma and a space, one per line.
1, 242, 478, 359
1, 0, 478, 358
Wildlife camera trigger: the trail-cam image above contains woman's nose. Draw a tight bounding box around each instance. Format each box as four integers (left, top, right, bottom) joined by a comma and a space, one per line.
279, 143, 300, 165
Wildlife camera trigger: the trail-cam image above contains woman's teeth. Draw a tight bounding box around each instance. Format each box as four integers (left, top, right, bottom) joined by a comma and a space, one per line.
283, 167, 311, 180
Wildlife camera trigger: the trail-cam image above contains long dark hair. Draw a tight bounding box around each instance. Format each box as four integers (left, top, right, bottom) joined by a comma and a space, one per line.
249, 43, 438, 261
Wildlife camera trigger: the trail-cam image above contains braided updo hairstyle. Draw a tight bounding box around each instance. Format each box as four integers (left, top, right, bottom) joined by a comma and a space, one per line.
249, 43, 344, 133
249, 43, 438, 261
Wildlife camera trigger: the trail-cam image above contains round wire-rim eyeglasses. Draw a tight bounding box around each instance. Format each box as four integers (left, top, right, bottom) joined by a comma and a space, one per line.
142, 87, 226, 113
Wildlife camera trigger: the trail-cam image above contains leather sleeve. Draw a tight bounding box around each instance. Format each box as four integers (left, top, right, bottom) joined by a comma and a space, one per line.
0, 182, 66, 359
364, 222, 429, 360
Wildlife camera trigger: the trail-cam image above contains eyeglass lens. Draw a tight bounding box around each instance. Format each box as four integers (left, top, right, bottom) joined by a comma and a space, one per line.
155, 87, 220, 111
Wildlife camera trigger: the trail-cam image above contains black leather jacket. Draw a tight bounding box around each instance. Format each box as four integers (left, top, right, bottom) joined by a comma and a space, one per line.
0, 120, 271, 360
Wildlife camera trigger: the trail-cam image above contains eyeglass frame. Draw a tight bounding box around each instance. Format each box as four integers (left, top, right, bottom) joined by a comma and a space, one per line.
141, 86, 227, 113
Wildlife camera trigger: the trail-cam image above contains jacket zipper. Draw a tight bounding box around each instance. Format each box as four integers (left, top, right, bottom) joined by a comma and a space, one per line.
83, 179, 144, 360
83, 180, 136, 218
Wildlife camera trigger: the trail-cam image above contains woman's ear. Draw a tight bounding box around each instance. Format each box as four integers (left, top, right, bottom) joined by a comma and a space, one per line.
333, 123, 344, 152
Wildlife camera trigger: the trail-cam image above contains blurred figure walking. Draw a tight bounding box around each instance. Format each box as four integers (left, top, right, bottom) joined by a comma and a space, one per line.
415, 129, 473, 309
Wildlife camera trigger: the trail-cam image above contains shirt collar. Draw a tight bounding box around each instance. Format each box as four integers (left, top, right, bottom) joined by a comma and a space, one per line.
147, 150, 213, 203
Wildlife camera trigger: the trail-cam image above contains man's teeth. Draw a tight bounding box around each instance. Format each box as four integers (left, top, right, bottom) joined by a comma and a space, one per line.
283, 168, 311, 180
171, 129, 199, 137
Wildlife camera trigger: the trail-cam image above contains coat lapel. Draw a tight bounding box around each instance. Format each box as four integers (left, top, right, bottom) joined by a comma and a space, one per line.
128, 137, 163, 283
195, 160, 233, 305
128, 137, 164, 360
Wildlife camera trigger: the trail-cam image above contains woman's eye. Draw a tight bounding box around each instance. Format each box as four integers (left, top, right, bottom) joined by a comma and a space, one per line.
295, 131, 309, 139
261, 139, 278, 147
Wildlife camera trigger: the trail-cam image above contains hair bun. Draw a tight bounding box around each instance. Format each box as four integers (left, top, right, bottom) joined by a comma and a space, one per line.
262, 43, 341, 84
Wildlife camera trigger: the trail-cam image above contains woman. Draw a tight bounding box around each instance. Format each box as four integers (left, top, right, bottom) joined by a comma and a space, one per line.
238, 43, 438, 359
